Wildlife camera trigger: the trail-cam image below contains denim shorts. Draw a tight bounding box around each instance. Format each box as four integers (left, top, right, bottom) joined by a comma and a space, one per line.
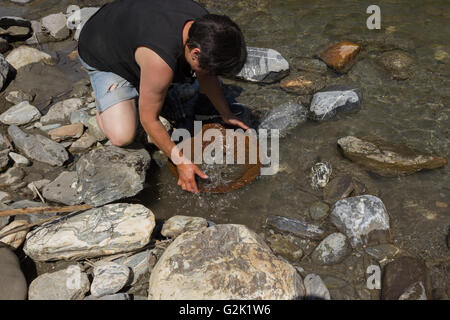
78, 54, 139, 113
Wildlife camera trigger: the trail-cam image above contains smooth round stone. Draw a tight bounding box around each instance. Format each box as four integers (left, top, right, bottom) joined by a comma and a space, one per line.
309, 201, 330, 220
311, 232, 351, 265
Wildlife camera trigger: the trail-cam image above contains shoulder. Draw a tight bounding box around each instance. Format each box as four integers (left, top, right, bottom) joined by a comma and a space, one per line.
135, 46, 173, 74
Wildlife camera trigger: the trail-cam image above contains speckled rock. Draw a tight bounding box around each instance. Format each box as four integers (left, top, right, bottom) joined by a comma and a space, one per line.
91, 262, 130, 297
304, 274, 331, 300
0, 243, 27, 300
311, 232, 351, 265
28, 265, 90, 300
23, 203, 155, 261
309, 86, 362, 120
310, 161, 332, 189
76, 146, 151, 207
265, 233, 303, 262
8, 125, 68, 166
161, 215, 208, 238
258, 101, 308, 137
309, 201, 330, 220
378, 50, 414, 80
40, 98, 84, 125
6, 45, 54, 70
0, 220, 29, 249
42, 171, 82, 206
0, 101, 41, 125
148, 224, 305, 300
337, 136, 447, 177
331, 195, 391, 248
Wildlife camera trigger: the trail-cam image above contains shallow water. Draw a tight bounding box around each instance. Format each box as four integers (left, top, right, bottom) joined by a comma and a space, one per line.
1, 0, 449, 276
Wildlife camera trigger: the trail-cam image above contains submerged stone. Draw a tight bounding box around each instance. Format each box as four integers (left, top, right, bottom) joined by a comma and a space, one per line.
309, 86, 362, 120
378, 50, 414, 80
148, 224, 305, 299
280, 72, 326, 95
317, 41, 361, 73
337, 136, 447, 176
311, 232, 351, 265
266, 215, 324, 240
23, 203, 155, 261
258, 101, 308, 137
236, 47, 289, 83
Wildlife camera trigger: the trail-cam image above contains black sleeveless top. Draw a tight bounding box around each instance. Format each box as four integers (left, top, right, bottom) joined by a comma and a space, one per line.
78, 0, 208, 89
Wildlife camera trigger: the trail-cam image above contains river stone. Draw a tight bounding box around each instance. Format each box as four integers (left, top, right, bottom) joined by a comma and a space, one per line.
112, 250, 149, 286
323, 175, 354, 204
258, 101, 308, 137
41, 13, 70, 40
331, 195, 391, 248
0, 243, 27, 300
398, 282, 427, 300
0, 149, 9, 171
317, 41, 361, 73
280, 72, 326, 95
266, 215, 324, 240
40, 98, 84, 125
8, 152, 30, 167
236, 47, 289, 83
311, 232, 351, 265
91, 262, 130, 297
378, 50, 414, 80
42, 171, 82, 206
69, 131, 97, 152
382, 256, 430, 300
8, 125, 69, 166
0, 165, 25, 187
28, 265, 90, 300
6, 45, 54, 70
265, 233, 303, 262
161, 215, 208, 238
76, 146, 151, 207
67, 7, 100, 41
0, 219, 29, 249
0, 53, 9, 91
23, 203, 155, 261
0, 101, 41, 125
309, 86, 362, 120
304, 274, 331, 300
48, 123, 84, 142
5, 90, 34, 104
293, 57, 328, 74
338, 136, 447, 176
309, 201, 329, 220
70, 109, 90, 126
148, 224, 305, 300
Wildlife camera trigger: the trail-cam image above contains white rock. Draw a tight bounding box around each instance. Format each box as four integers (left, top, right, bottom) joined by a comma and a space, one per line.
0, 101, 40, 125
40, 98, 84, 125
304, 274, 331, 300
8, 152, 30, 166
6, 45, 54, 70
91, 262, 130, 297
41, 13, 70, 40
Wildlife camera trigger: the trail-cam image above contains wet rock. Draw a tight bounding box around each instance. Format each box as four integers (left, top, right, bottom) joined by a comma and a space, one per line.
317, 41, 361, 73
309, 86, 362, 120
323, 175, 354, 204
86, 116, 106, 141
8, 152, 30, 167
5, 45, 54, 70
293, 57, 328, 74
309, 201, 330, 220
40, 98, 84, 125
91, 262, 130, 297
364, 244, 401, 263
378, 50, 414, 80
70, 109, 90, 126
0, 53, 10, 91
41, 13, 70, 41
69, 131, 97, 152
84, 293, 130, 300
382, 256, 430, 300
8, 125, 69, 166
0, 101, 41, 125
311, 161, 332, 190
5, 90, 34, 104
280, 73, 326, 95
0, 165, 25, 187
258, 101, 308, 137
67, 7, 100, 41
42, 171, 82, 206
398, 282, 427, 300
311, 232, 351, 265
0, 243, 27, 300
161, 215, 208, 238
337, 136, 448, 177
304, 274, 331, 300
28, 265, 90, 300
331, 195, 391, 248
23, 203, 155, 261
112, 250, 149, 286
0, 149, 9, 172
48, 123, 84, 142
148, 224, 305, 299
0, 219, 29, 249
236, 47, 289, 83
266, 233, 303, 262
266, 215, 324, 240
76, 146, 150, 207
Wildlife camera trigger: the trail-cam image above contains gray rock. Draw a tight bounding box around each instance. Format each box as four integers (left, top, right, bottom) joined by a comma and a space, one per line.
69, 131, 97, 152
84, 293, 130, 300
38, 123, 61, 131
112, 250, 149, 286
40, 98, 84, 125
258, 101, 308, 137
309, 201, 329, 220
265, 215, 324, 240
311, 232, 351, 265
161, 215, 208, 238
309, 86, 362, 120
148, 224, 305, 299
0, 101, 40, 125
91, 262, 130, 297
331, 195, 391, 248
70, 109, 90, 126
9, 200, 55, 224
67, 7, 100, 41
5, 90, 34, 104
41, 13, 70, 40
8, 125, 68, 166
236, 47, 289, 83
5, 45, 53, 70
42, 171, 82, 206
76, 146, 151, 207
0, 166, 25, 187
28, 265, 90, 300
8, 152, 31, 166
304, 274, 331, 300
0, 54, 10, 91
0, 243, 27, 300
23, 203, 155, 261
0, 149, 9, 171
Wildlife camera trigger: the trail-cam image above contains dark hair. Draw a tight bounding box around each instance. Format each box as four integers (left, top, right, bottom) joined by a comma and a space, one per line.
187, 14, 247, 77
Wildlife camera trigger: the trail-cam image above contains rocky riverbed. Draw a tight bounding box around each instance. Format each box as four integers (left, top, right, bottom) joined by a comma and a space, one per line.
0, 0, 449, 300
